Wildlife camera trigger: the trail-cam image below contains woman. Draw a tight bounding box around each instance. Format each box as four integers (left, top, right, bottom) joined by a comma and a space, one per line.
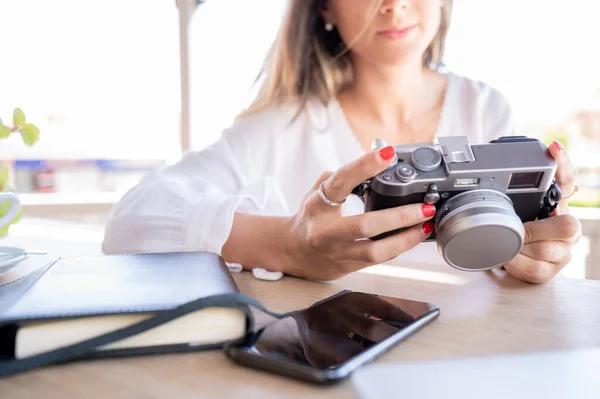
103, 0, 581, 283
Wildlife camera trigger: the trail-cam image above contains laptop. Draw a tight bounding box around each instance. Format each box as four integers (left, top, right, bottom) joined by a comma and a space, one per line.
352, 348, 600, 399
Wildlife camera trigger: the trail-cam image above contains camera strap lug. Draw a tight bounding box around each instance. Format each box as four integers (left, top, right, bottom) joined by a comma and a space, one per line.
539, 180, 562, 219
352, 180, 370, 202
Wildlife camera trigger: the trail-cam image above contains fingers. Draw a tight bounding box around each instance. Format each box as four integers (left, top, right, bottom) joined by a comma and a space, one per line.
344, 222, 432, 265
548, 141, 577, 214
332, 203, 437, 240
519, 241, 571, 264
305, 171, 334, 203
523, 214, 581, 244
548, 141, 576, 193
320, 146, 397, 205
310, 171, 334, 191
503, 253, 560, 284
505, 237, 575, 284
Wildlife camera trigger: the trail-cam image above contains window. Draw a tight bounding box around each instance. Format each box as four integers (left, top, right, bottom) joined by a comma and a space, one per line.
188, 0, 286, 149
0, 0, 180, 199
445, 0, 600, 208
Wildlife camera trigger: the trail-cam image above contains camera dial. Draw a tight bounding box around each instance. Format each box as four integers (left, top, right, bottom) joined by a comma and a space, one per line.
411, 146, 442, 172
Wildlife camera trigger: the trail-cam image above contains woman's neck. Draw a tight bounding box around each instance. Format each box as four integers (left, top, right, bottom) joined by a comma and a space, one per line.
337, 56, 447, 149
344, 56, 429, 125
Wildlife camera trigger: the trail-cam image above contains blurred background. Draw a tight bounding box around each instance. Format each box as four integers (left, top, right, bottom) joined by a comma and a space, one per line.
0, 0, 598, 279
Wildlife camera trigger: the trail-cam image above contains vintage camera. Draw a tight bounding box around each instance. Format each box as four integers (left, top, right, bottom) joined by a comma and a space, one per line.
352, 136, 562, 271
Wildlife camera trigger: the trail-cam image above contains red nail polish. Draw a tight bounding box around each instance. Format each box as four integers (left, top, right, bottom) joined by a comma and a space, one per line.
552, 141, 565, 152
379, 146, 396, 160
422, 204, 436, 217
422, 222, 433, 235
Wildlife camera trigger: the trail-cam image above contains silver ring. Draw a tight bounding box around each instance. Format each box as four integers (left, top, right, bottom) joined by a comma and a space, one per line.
318, 181, 346, 207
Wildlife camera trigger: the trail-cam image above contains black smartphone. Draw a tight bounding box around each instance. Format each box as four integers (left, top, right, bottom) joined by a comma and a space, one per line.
224, 291, 440, 384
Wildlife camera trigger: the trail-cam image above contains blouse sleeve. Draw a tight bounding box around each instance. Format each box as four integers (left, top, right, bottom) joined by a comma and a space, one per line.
101, 111, 291, 257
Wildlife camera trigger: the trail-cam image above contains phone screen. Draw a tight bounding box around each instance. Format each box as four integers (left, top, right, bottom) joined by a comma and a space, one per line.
227, 291, 439, 380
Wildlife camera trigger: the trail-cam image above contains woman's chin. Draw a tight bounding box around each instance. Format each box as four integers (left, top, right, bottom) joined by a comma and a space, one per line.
363, 51, 425, 69
355, 39, 427, 68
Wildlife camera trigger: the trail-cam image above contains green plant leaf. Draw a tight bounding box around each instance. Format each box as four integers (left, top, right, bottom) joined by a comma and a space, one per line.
0, 195, 18, 218
0, 207, 20, 238
0, 224, 10, 238
0, 125, 10, 138
20, 123, 40, 146
0, 162, 9, 188
13, 108, 26, 126
0, 183, 20, 218
0, 198, 11, 218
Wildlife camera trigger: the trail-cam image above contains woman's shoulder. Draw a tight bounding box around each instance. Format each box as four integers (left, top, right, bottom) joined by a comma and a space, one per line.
447, 71, 511, 110
199, 98, 330, 179
445, 71, 516, 141
221, 99, 325, 144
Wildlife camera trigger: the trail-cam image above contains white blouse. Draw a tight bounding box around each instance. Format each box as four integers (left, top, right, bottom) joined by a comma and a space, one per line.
102, 72, 515, 280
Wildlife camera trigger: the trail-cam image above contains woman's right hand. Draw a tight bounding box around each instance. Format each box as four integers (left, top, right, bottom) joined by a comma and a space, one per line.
281, 146, 436, 281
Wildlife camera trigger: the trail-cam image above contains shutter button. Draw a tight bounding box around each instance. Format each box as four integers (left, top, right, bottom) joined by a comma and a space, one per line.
396, 164, 417, 182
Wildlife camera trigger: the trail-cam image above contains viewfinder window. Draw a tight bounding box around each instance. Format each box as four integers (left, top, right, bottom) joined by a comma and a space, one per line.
508, 172, 543, 189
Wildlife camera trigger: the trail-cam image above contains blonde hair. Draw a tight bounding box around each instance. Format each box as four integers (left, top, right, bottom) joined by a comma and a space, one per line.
239, 0, 453, 119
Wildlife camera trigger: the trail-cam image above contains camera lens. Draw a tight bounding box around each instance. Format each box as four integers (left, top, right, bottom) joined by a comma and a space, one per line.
434, 190, 524, 271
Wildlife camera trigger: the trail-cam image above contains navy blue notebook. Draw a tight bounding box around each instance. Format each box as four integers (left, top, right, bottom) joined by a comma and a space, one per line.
0, 252, 254, 377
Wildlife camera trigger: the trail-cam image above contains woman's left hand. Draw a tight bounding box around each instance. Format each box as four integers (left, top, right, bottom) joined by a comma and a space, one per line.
504, 141, 582, 283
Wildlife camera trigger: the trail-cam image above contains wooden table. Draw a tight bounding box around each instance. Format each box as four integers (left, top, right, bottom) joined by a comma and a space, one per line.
2, 219, 600, 398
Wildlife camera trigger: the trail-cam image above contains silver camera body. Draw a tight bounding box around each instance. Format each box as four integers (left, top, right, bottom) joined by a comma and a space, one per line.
353, 136, 562, 271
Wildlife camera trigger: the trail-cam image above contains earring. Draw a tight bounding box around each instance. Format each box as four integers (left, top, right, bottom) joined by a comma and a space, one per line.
325, 22, 334, 32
